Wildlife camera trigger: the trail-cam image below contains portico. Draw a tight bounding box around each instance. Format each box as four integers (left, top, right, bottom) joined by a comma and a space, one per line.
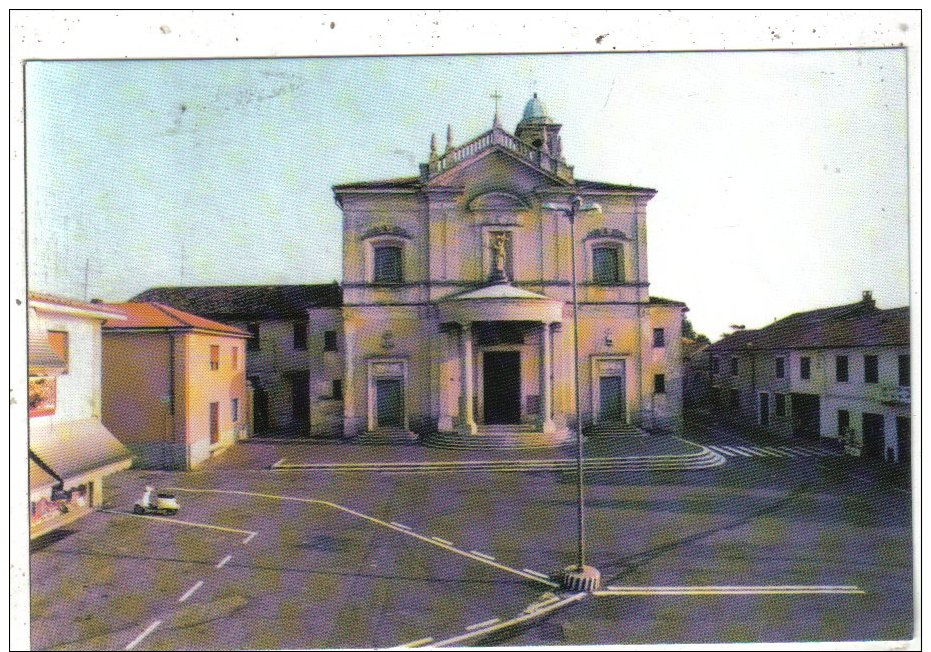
438, 283, 564, 439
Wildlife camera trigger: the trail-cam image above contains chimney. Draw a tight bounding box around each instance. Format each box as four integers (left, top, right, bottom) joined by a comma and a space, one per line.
862, 290, 875, 309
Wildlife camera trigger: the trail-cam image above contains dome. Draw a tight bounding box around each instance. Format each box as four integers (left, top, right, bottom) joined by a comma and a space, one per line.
521, 93, 551, 122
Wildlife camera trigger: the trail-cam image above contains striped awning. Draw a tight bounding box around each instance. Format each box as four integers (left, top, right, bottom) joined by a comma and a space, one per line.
28, 328, 66, 377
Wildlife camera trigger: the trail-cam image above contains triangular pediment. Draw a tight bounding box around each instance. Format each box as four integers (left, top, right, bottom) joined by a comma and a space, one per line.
427, 146, 568, 192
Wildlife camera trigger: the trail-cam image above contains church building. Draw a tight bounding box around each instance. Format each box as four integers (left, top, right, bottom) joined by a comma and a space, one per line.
318, 94, 687, 446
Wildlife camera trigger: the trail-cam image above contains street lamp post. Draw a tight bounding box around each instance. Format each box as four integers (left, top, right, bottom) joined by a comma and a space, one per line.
544, 196, 602, 592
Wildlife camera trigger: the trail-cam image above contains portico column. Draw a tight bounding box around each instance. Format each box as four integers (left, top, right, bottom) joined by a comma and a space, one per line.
541, 321, 556, 433
461, 322, 477, 434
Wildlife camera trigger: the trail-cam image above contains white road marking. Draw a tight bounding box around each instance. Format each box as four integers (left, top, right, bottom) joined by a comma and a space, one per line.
720, 445, 753, 457
390, 521, 412, 530
432, 593, 586, 647
469, 550, 496, 561
271, 458, 286, 468
124, 620, 162, 650
597, 584, 865, 596
164, 487, 560, 588
465, 618, 500, 631
784, 447, 813, 457
707, 446, 735, 457
795, 446, 832, 457
522, 568, 551, 580
431, 536, 454, 546
397, 637, 434, 648
178, 580, 204, 603
215, 554, 233, 569
762, 447, 793, 458
242, 531, 257, 545
99, 509, 257, 538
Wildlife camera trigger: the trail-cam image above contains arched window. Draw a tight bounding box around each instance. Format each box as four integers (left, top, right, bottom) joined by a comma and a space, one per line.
373, 244, 403, 284
592, 245, 623, 284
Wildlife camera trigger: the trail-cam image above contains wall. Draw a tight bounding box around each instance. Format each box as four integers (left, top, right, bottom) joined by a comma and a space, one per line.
307, 307, 344, 437
31, 310, 103, 424
181, 332, 249, 467
101, 332, 177, 467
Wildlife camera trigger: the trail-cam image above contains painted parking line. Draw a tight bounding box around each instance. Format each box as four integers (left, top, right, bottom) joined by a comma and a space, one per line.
242, 531, 257, 544
164, 487, 561, 589
465, 617, 500, 631
431, 536, 454, 546
431, 593, 587, 647
707, 446, 735, 457
390, 521, 413, 531
397, 637, 434, 648
784, 447, 814, 457
98, 509, 258, 540
215, 554, 233, 569
178, 580, 204, 603
522, 568, 551, 580
124, 620, 162, 650
271, 458, 286, 468
469, 550, 496, 561
762, 447, 793, 458
595, 584, 865, 596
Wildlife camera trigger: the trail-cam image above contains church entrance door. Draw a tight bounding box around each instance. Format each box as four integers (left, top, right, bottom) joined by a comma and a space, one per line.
599, 375, 626, 422
375, 378, 404, 428
483, 351, 521, 425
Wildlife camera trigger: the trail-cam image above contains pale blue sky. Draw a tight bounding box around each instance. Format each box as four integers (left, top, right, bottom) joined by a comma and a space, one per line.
25, 50, 908, 338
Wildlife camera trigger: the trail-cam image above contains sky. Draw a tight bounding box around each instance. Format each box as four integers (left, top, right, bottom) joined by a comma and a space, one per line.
25, 50, 909, 340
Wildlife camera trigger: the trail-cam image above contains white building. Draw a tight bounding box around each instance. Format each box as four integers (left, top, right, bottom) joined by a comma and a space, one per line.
28, 293, 133, 538
705, 292, 910, 463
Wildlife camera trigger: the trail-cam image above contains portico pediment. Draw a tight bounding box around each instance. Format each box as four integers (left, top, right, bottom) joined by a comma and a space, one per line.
437, 283, 563, 324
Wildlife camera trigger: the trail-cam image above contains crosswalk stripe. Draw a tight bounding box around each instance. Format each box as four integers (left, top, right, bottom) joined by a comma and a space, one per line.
720, 445, 753, 457
743, 446, 779, 457
707, 446, 735, 456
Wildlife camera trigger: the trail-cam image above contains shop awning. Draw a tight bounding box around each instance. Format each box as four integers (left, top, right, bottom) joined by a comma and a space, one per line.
29, 458, 57, 494
29, 418, 132, 483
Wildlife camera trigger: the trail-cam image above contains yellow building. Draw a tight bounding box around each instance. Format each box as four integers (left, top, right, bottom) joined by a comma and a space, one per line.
100, 302, 251, 469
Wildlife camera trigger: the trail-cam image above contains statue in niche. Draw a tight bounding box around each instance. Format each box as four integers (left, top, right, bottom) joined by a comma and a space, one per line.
490, 232, 510, 282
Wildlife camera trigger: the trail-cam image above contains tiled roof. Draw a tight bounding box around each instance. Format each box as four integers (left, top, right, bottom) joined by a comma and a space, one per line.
28, 292, 126, 320
708, 302, 909, 351
131, 284, 343, 320
101, 302, 250, 336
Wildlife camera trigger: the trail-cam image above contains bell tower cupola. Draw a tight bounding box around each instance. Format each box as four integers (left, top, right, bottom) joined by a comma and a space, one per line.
515, 93, 563, 160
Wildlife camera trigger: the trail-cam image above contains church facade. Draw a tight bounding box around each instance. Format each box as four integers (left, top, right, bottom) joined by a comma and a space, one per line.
315, 95, 687, 445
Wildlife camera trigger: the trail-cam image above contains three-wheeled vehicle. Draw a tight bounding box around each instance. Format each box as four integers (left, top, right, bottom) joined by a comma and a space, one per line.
133, 486, 180, 516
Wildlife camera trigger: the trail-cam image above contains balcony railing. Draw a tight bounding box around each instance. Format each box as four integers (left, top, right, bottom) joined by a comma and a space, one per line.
427, 126, 574, 183
866, 383, 910, 405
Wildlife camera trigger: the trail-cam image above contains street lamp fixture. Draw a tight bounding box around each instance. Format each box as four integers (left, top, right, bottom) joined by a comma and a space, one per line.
543, 196, 602, 592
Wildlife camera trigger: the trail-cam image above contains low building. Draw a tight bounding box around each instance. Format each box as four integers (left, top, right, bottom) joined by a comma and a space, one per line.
705, 292, 910, 463
27, 293, 133, 539
100, 302, 252, 469
129, 284, 343, 437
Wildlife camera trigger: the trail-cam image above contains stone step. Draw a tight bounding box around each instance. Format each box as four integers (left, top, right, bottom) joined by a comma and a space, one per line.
424, 429, 572, 450
356, 429, 420, 446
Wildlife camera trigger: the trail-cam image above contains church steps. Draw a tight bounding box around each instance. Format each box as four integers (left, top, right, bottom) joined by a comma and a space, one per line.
271, 448, 726, 473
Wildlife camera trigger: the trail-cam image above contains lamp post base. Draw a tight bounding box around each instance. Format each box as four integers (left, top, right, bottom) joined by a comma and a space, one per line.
560, 564, 602, 592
